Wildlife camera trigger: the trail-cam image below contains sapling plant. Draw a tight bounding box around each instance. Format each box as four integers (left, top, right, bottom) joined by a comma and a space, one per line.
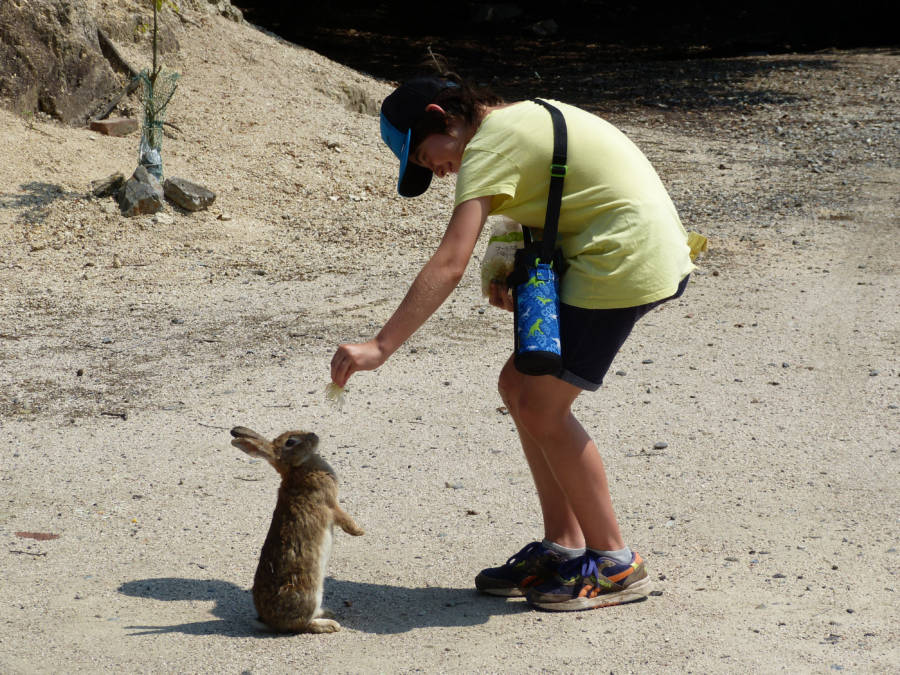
138, 0, 180, 179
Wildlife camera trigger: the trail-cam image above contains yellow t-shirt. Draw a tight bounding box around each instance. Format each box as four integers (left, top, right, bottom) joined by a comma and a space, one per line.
455, 100, 694, 309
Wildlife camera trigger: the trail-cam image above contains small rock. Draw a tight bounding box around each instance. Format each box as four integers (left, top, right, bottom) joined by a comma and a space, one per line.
649, 590, 663, 596
653, 441, 668, 450
90, 172, 125, 198
772, 573, 786, 578
615, 370, 627, 376
89, 117, 138, 137
642, 358, 654, 364
163, 177, 216, 212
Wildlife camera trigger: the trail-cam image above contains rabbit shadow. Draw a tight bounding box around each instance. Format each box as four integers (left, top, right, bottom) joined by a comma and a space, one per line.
118, 576, 530, 637
118, 577, 262, 638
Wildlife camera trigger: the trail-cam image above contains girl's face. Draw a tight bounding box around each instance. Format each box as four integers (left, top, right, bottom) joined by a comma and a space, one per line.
409, 104, 470, 179
411, 132, 463, 179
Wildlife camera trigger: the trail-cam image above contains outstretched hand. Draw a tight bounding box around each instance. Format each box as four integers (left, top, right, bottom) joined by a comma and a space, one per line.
330, 340, 386, 388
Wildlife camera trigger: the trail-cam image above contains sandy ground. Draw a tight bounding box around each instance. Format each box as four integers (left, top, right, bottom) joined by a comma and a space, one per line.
1, 10, 898, 674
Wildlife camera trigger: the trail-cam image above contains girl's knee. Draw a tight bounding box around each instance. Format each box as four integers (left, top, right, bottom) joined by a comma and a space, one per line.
516, 397, 559, 440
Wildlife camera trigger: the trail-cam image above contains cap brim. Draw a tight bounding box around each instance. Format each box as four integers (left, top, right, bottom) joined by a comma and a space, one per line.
381, 113, 433, 198
397, 138, 432, 198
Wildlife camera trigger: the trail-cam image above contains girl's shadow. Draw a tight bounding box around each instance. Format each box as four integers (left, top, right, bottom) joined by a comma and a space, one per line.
118, 576, 530, 637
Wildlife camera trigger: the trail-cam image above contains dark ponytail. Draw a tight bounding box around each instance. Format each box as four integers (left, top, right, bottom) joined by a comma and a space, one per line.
409, 66, 504, 151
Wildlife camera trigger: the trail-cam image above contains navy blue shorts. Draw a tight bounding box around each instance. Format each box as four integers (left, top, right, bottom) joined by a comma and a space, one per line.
556, 275, 689, 391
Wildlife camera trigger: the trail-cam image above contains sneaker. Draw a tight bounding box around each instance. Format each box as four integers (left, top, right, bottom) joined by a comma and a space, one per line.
475, 541, 565, 597
527, 551, 651, 611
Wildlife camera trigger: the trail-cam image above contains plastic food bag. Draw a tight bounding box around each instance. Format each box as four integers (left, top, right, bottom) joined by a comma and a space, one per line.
480, 216, 524, 296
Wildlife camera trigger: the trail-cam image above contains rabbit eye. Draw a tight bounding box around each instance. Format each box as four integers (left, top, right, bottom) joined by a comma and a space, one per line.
284, 437, 298, 448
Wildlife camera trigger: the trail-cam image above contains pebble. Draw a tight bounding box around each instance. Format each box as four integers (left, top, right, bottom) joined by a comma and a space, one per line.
615, 370, 626, 376
642, 358, 654, 364
653, 441, 668, 449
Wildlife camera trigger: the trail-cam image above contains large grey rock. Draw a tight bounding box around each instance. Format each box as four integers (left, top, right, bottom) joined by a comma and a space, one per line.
119, 166, 164, 217
163, 177, 216, 211
0, 0, 243, 125
0, 0, 118, 124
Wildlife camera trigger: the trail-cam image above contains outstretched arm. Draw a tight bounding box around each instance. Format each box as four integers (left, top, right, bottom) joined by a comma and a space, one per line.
330, 196, 492, 387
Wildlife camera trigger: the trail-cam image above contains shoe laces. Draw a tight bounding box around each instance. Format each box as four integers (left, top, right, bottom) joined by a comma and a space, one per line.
506, 541, 544, 566
558, 552, 601, 582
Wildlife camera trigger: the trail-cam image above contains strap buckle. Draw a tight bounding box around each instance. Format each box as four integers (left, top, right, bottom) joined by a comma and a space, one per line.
550, 163, 567, 178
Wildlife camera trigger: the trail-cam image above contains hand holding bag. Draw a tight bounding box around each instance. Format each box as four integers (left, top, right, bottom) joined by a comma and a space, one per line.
508, 99, 568, 376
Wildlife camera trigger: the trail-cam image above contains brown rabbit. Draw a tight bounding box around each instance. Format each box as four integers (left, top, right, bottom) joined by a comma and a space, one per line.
230, 426, 364, 633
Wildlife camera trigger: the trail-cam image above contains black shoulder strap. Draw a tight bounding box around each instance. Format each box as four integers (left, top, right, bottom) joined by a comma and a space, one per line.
529, 98, 568, 262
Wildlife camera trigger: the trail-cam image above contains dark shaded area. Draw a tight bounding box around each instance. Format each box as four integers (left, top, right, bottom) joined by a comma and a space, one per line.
0, 182, 84, 225
232, 0, 895, 89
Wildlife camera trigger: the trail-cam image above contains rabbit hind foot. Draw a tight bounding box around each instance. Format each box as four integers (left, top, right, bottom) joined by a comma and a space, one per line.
306, 618, 341, 633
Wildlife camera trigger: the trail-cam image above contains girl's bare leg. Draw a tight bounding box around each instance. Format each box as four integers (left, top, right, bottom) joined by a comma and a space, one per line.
498, 356, 625, 552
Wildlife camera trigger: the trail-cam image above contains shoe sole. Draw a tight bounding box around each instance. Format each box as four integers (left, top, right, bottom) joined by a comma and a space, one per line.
528, 576, 652, 611
476, 586, 526, 597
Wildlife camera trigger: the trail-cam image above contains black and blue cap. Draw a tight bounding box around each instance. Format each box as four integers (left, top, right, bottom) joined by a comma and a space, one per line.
380, 76, 458, 198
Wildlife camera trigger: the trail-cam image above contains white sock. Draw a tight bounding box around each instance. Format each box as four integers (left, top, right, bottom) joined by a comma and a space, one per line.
542, 539, 585, 559
588, 545, 633, 565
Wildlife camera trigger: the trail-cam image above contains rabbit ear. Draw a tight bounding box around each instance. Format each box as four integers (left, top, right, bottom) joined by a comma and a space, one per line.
231, 426, 269, 442
230, 427, 277, 463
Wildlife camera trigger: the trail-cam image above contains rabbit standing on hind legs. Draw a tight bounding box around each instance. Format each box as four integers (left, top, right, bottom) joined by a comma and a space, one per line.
230, 426, 364, 634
